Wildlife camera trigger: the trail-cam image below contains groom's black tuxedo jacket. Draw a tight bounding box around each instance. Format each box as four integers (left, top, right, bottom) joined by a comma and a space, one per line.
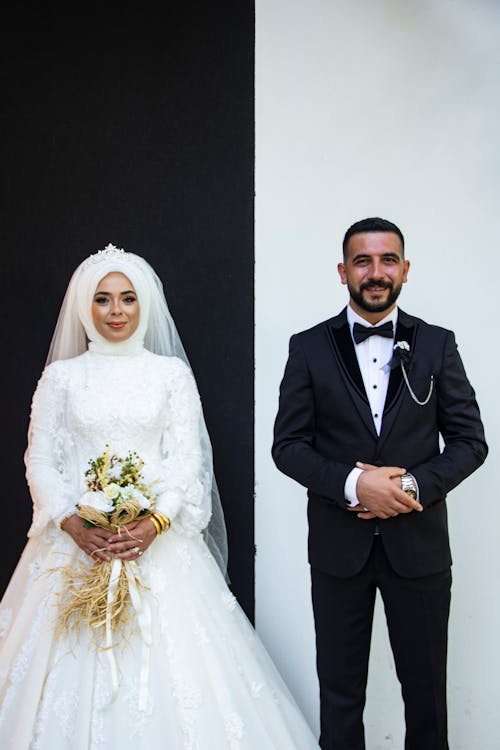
272, 308, 487, 579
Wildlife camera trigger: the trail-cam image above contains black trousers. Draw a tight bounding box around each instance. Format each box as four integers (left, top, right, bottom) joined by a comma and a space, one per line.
311, 536, 451, 750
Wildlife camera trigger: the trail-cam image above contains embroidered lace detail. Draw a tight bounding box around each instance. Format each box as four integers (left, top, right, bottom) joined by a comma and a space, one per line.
173, 677, 202, 750
124, 678, 154, 738
90, 659, 112, 748
225, 712, 245, 749
143, 560, 167, 595
26, 363, 75, 536
173, 679, 202, 711
8, 600, 47, 686
250, 681, 266, 699
3, 595, 54, 742
174, 541, 193, 572
53, 688, 79, 740
192, 619, 210, 647
31, 671, 56, 750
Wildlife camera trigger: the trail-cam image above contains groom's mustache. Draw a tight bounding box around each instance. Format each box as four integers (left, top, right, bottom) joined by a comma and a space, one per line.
360, 279, 392, 291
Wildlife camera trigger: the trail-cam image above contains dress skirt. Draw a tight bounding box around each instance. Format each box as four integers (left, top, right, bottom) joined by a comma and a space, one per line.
0, 529, 319, 749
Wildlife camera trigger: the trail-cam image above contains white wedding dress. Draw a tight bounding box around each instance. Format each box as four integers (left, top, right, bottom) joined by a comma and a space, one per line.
0, 349, 319, 749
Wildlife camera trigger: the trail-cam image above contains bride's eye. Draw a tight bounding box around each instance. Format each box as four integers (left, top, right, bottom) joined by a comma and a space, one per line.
94, 296, 109, 304
123, 296, 137, 304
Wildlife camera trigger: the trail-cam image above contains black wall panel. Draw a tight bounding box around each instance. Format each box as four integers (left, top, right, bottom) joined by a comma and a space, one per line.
0, 3, 255, 618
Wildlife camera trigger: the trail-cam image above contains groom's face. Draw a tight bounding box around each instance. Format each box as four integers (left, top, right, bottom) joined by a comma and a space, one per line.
338, 231, 409, 322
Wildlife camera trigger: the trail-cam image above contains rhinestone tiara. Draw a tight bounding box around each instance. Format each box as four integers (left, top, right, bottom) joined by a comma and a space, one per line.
82, 243, 128, 269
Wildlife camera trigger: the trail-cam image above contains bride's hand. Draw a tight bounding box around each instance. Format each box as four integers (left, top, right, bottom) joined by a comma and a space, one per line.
61, 514, 113, 562
106, 517, 158, 560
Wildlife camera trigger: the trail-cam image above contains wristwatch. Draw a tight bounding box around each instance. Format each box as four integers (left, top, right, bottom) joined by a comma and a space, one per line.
401, 473, 417, 500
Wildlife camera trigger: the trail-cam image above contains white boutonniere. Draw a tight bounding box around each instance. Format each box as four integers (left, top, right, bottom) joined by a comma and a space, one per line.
390, 340, 412, 369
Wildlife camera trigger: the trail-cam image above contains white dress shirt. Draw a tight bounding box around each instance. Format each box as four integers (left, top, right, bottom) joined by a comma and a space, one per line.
344, 305, 398, 506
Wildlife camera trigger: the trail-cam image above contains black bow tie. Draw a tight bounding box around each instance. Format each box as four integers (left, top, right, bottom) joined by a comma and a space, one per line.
352, 320, 394, 345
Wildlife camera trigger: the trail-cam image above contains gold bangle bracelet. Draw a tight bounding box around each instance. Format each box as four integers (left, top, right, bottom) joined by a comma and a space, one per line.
151, 512, 171, 532
149, 515, 162, 536
150, 512, 164, 531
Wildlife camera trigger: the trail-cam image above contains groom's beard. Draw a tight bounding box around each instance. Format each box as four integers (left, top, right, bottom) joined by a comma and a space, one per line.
348, 278, 403, 314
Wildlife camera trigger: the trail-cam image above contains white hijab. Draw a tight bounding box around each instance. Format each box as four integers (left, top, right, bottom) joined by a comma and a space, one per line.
76, 253, 150, 356
46, 245, 189, 364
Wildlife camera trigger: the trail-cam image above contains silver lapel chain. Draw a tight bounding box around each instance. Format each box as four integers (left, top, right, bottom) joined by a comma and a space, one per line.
401, 363, 434, 406
393, 341, 434, 406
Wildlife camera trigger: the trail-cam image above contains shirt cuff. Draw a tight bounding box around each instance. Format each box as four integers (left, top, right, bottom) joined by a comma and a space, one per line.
344, 467, 363, 507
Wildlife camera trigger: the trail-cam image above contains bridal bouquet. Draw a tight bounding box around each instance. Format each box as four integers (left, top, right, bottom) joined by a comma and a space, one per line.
57, 445, 158, 642
79, 445, 155, 527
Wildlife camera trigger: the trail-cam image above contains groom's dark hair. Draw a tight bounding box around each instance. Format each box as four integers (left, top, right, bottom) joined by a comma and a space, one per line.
342, 217, 405, 259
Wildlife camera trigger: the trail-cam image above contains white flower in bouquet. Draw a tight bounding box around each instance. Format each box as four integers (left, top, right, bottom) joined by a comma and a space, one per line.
80, 490, 114, 513
135, 490, 151, 511
103, 482, 121, 500
114, 484, 149, 510
119, 484, 137, 502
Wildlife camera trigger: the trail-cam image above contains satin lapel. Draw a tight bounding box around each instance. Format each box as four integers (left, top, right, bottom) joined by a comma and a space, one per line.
326, 314, 378, 439
383, 318, 415, 410
331, 323, 366, 397
379, 312, 418, 448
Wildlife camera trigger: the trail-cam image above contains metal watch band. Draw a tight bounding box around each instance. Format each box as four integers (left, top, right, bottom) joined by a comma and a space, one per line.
401, 472, 417, 499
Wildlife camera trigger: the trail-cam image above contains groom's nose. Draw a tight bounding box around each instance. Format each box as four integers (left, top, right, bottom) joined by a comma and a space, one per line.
370, 259, 386, 277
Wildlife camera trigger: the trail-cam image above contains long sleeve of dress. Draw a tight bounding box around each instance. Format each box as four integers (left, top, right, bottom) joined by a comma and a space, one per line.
154, 359, 212, 536
24, 363, 77, 536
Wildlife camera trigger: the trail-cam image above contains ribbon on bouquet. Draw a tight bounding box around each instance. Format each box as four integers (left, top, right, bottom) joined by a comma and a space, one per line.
105, 558, 152, 711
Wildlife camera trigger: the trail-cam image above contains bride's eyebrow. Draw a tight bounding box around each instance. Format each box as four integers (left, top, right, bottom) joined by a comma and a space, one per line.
94, 290, 136, 296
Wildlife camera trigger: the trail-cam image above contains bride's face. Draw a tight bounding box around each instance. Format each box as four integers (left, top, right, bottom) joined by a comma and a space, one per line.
91, 272, 140, 342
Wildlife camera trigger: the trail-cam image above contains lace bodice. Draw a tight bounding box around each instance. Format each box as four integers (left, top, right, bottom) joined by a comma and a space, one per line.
25, 350, 211, 539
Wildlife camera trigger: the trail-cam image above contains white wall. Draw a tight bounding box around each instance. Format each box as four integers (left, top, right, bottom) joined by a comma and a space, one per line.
255, 1, 500, 747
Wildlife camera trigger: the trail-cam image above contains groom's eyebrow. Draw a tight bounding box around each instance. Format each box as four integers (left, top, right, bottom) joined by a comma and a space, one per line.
352, 252, 401, 262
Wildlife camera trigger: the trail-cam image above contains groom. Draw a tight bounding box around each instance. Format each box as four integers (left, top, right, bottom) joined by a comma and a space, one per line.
272, 217, 487, 750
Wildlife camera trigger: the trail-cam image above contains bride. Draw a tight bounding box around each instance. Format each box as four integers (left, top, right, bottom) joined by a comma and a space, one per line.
0, 245, 319, 749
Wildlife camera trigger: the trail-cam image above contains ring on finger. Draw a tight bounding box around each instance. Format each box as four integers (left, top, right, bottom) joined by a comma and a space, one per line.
132, 546, 140, 554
